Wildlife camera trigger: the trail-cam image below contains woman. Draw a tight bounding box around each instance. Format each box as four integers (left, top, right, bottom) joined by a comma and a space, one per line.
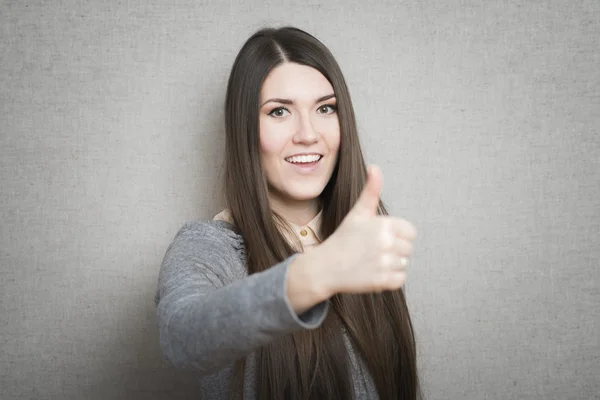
156, 26, 421, 399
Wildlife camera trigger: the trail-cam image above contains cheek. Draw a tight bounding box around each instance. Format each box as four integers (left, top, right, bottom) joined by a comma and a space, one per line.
332, 130, 341, 151
259, 120, 287, 163
325, 123, 341, 154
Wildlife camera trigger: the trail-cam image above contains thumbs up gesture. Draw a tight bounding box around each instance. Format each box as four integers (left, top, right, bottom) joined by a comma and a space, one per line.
317, 165, 417, 294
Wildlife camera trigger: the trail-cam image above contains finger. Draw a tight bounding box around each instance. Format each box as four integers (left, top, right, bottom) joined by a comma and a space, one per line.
379, 253, 410, 271
373, 269, 407, 291
398, 256, 409, 270
391, 218, 418, 241
393, 237, 414, 258
393, 256, 409, 271
384, 270, 407, 290
349, 164, 383, 218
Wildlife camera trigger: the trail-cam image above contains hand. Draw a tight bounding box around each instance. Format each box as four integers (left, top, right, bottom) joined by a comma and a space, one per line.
317, 164, 417, 295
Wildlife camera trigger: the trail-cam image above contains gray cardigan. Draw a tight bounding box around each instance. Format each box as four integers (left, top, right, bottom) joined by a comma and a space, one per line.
155, 219, 378, 399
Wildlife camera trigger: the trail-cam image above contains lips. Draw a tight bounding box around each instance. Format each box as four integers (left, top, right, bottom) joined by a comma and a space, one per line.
285, 155, 323, 174
285, 153, 323, 164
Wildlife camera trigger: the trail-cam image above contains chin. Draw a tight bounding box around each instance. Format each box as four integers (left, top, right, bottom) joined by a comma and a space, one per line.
283, 185, 326, 202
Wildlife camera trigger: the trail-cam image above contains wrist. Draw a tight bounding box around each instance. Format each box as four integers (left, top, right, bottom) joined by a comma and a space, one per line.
301, 244, 335, 301
287, 250, 332, 314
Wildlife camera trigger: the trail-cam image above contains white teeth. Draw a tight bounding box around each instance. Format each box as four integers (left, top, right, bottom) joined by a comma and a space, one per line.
286, 154, 322, 163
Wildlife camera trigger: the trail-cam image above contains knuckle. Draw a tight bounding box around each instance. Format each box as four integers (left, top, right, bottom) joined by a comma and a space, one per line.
383, 272, 406, 290
379, 232, 395, 252
396, 219, 417, 240
369, 274, 379, 289
372, 273, 388, 290
377, 217, 392, 234
394, 272, 408, 288
383, 217, 394, 231
378, 253, 393, 268
399, 240, 414, 256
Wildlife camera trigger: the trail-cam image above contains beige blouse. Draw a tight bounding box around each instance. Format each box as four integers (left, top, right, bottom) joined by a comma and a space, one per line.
213, 208, 323, 251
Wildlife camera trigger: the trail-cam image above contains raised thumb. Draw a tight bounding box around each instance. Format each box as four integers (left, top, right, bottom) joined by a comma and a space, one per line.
351, 164, 383, 217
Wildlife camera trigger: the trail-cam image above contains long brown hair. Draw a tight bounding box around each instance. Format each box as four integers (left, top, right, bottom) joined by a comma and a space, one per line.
223, 27, 421, 399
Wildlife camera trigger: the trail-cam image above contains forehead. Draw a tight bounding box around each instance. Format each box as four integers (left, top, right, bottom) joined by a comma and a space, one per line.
260, 62, 334, 101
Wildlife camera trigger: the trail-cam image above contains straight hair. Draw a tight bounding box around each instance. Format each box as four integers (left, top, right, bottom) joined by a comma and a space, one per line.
223, 26, 421, 400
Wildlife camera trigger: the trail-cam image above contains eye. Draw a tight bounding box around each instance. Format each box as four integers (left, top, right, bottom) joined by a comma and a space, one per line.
318, 104, 337, 114
268, 107, 290, 117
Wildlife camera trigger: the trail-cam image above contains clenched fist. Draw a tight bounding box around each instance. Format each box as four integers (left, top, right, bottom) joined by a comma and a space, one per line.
317, 164, 417, 294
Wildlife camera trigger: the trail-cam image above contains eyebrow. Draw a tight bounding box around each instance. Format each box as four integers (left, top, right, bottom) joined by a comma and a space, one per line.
260, 93, 336, 107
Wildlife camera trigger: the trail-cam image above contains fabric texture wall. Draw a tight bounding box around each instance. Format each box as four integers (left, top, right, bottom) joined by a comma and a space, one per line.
1, 1, 598, 399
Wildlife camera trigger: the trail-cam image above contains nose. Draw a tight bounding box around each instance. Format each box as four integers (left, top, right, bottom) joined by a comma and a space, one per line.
292, 113, 319, 144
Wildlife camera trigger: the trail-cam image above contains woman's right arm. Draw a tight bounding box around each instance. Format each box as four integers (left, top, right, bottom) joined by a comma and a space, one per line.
290, 164, 418, 305
157, 166, 418, 375
155, 221, 329, 376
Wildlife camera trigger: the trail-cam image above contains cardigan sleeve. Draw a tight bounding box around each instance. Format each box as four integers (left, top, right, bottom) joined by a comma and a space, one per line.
155, 220, 329, 376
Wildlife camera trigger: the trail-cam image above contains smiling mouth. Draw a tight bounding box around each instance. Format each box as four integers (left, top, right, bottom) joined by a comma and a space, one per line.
285, 154, 323, 164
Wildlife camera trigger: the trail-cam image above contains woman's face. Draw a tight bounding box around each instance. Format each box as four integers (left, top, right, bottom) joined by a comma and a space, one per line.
259, 62, 340, 208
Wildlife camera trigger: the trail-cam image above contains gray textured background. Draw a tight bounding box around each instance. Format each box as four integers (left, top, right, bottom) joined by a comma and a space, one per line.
1, 1, 599, 399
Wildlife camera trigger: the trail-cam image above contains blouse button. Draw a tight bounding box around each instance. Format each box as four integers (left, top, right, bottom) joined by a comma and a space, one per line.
300, 229, 308, 237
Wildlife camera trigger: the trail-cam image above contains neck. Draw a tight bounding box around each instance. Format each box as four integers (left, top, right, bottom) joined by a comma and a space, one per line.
269, 194, 321, 226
